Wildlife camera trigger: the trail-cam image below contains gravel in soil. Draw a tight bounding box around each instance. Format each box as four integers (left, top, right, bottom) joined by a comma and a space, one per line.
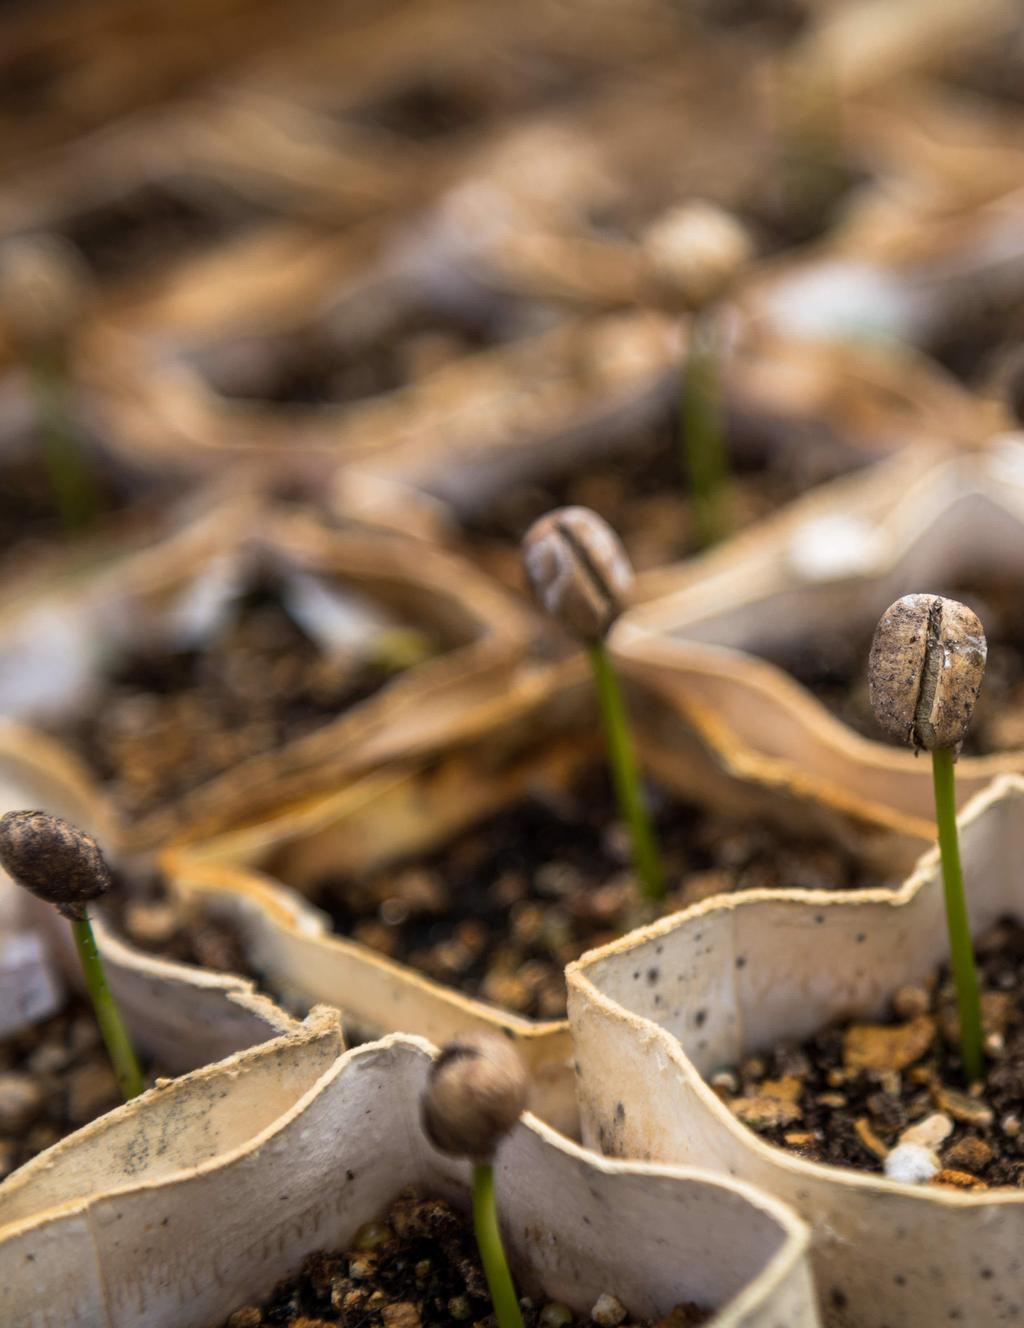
215, 1190, 711, 1327
761, 574, 1024, 755
461, 404, 869, 577
109, 767, 892, 1023
51, 577, 440, 821
0, 996, 162, 1180
715, 916, 1024, 1188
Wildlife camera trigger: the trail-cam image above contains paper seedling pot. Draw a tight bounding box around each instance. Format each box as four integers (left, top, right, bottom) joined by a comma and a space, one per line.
621, 446, 1024, 837
0, 716, 307, 1072
0, 503, 531, 852
0, 1033, 820, 1328
0, 1006, 343, 1232
162, 662, 926, 1135
569, 775, 1024, 1328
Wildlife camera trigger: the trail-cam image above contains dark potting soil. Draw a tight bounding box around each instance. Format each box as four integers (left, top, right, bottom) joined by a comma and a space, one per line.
197, 297, 552, 409
58, 179, 273, 284
52, 579, 440, 821
461, 405, 869, 577
0, 996, 163, 1180
716, 916, 1024, 1189
0, 423, 173, 563
343, 50, 604, 145
108, 768, 891, 1023
761, 574, 1024, 756
100, 869, 312, 1015
215, 1190, 711, 1328
306, 767, 892, 1021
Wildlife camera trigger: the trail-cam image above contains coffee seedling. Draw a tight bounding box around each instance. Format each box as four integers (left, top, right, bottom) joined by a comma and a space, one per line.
523, 507, 665, 900
422, 1033, 528, 1328
869, 594, 988, 1082
0, 810, 143, 1099
642, 201, 752, 548
0, 235, 100, 533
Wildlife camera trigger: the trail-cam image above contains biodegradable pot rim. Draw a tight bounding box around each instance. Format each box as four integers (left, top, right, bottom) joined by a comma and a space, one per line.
0, 504, 533, 852
620, 446, 1024, 830
0, 1004, 344, 1224
0, 1031, 817, 1328
156, 651, 926, 1051
568, 772, 1024, 1210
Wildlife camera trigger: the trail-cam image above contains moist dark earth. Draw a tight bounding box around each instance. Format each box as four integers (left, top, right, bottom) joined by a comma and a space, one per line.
760, 575, 1024, 755
307, 768, 892, 1019
115, 766, 894, 1022
462, 403, 870, 577
0, 996, 161, 1179
717, 916, 1024, 1188
214, 1191, 711, 1327
50, 579, 440, 821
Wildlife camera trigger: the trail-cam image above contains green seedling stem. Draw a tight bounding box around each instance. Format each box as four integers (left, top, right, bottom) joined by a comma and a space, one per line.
588, 641, 665, 901
931, 746, 984, 1084
71, 913, 144, 1100
680, 313, 730, 549
472, 1162, 524, 1328
30, 352, 99, 533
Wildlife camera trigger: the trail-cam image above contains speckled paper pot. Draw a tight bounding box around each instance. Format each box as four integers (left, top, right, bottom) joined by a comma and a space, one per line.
569, 774, 1024, 1328
0, 1033, 819, 1328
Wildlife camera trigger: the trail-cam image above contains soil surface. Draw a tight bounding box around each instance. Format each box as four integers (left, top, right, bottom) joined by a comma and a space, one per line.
304, 767, 891, 1020
716, 916, 1024, 1188
462, 404, 869, 577
51, 578, 440, 821
197, 297, 553, 408
215, 1190, 711, 1327
0, 996, 160, 1180
762, 574, 1024, 755
60, 179, 272, 284
108, 767, 892, 1022
0, 422, 172, 564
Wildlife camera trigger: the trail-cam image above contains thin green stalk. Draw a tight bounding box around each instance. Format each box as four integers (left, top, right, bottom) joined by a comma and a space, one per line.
680, 313, 730, 549
588, 642, 665, 902
71, 913, 144, 1100
472, 1163, 524, 1328
931, 747, 983, 1084
30, 353, 100, 534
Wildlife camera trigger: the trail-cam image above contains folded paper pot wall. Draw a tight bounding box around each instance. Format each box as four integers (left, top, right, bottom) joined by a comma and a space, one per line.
0, 1007, 344, 1232
568, 775, 1024, 1328
0, 1034, 819, 1328
622, 447, 1024, 835
161, 664, 924, 1134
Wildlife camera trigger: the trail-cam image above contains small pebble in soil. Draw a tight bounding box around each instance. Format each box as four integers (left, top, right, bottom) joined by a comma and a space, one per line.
214, 1192, 710, 1327
715, 916, 1024, 1187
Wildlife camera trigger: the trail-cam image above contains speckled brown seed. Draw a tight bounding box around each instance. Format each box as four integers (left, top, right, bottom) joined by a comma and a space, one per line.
0, 810, 111, 919
421, 1032, 528, 1162
868, 594, 987, 752
522, 507, 633, 643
